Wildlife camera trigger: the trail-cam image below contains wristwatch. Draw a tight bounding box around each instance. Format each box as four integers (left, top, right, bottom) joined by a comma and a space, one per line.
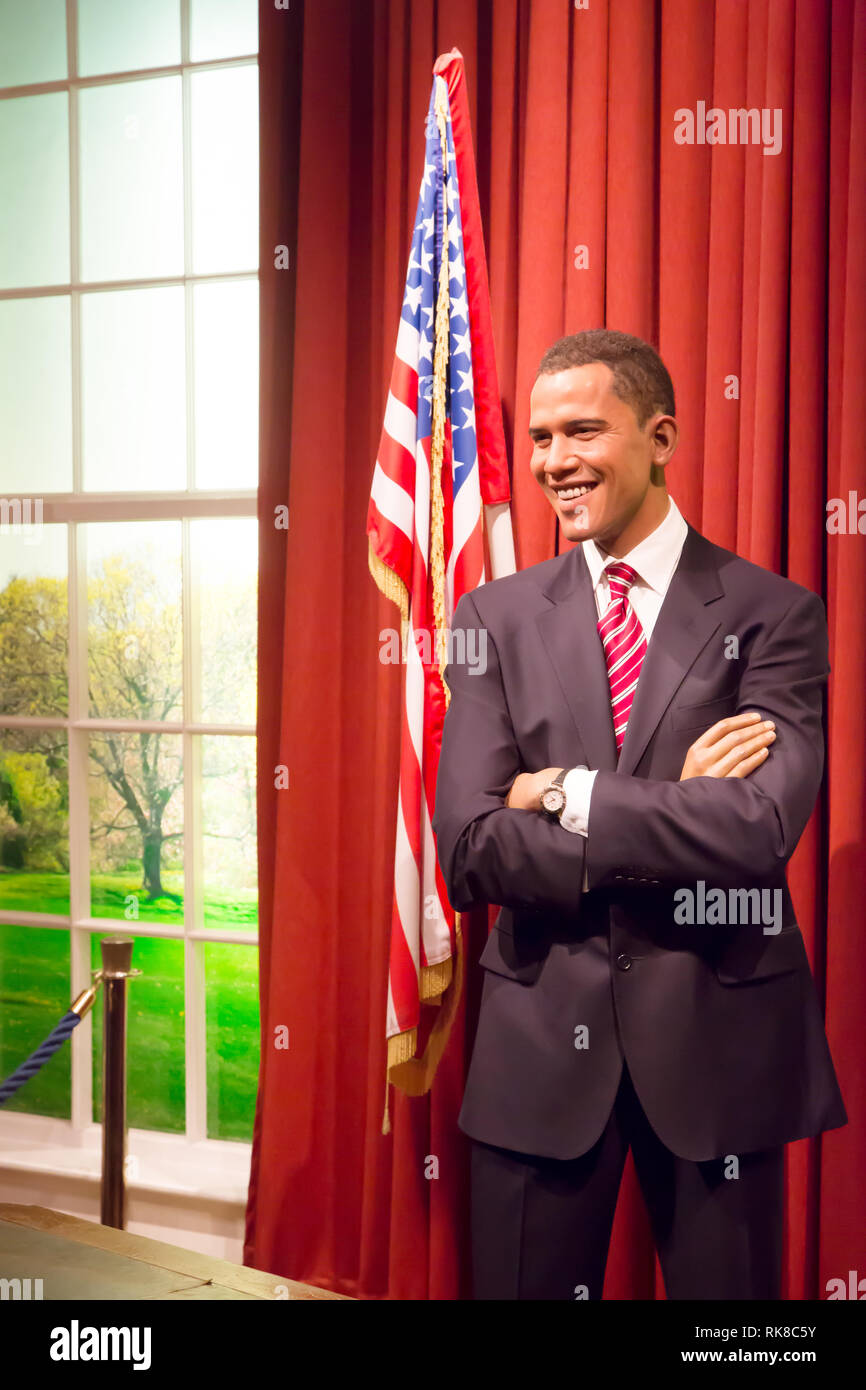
539, 768, 569, 819
539, 765, 590, 821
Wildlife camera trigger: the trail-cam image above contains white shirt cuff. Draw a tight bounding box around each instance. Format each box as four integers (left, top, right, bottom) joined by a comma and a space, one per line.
560, 766, 597, 837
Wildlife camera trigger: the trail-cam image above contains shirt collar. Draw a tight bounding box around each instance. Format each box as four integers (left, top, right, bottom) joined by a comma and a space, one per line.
582, 494, 688, 597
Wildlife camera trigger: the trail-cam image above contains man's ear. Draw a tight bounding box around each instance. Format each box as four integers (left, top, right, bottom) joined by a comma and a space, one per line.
650, 414, 679, 467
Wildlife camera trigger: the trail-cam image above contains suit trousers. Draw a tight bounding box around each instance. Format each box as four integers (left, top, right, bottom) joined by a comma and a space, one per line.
469, 1060, 784, 1300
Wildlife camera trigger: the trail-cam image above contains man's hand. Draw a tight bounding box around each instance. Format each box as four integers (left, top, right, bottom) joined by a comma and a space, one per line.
679, 711, 776, 781
505, 767, 564, 810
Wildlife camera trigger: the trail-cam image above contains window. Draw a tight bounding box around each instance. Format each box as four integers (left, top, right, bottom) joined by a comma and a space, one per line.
0, 0, 260, 1158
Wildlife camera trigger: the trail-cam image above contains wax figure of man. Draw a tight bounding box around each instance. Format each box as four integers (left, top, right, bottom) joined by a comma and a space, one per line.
432, 329, 847, 1301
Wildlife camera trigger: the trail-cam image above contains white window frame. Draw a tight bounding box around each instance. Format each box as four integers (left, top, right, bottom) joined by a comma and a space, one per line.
0, 0, 260, 1194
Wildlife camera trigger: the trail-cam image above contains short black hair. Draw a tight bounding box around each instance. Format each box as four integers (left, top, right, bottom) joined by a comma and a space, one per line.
537, 329, 675, 428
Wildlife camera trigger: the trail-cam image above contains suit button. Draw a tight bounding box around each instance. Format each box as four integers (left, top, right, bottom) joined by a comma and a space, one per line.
616, 953, 633, 971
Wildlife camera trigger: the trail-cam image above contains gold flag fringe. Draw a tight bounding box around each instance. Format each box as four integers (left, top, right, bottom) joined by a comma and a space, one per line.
382, 914, 464, 1133
387, 1026, 418, 1069
368, 539, 409, 658
419, 956, 452, 999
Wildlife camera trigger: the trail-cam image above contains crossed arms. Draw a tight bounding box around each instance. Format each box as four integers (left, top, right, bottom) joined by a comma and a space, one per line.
431, 588, 828, 914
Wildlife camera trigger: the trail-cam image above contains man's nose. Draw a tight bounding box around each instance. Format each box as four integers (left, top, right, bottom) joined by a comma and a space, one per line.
546, 434, 577, 475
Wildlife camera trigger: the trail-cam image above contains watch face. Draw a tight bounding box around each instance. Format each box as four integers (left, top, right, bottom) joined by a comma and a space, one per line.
541, 786, 565, 813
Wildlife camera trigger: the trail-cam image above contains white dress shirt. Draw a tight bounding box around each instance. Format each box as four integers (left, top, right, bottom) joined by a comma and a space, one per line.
559, 494, 689, 852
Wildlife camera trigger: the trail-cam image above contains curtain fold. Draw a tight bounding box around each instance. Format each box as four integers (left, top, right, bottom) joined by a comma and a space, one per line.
246, 0, 864, 1301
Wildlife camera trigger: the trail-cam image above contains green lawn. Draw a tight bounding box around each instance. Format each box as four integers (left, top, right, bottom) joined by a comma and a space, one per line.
0, 877, 260, 1141
0, 923, 71, 1121
0, 869, 258, 931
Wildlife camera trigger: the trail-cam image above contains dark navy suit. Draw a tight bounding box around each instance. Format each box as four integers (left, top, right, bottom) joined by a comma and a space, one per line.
432, 524, 846, 1299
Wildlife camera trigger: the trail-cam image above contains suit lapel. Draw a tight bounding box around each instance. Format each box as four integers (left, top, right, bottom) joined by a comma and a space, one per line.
536, 545, 619, 771
535, 524, 725, 776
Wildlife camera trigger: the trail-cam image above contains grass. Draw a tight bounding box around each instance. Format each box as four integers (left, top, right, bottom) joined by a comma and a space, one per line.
0, 874, 260, 1140
0, 923, 72, 1120
0, 869, 258, 931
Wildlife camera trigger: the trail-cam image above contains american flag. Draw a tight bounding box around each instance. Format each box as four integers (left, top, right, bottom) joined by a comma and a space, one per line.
367, 51, 514, 1118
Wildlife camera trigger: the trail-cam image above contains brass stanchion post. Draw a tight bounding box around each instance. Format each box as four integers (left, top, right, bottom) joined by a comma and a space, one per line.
99, 936, 141, 1229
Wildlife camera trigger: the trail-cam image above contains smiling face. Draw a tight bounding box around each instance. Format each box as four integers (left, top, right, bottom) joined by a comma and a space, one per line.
528, 362, 678, 556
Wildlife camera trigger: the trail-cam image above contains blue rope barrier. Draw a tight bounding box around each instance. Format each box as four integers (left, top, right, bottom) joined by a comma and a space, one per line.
0, 1010, 82, 1106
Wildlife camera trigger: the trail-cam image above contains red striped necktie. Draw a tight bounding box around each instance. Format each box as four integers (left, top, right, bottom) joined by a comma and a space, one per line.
597, 561, 647, 755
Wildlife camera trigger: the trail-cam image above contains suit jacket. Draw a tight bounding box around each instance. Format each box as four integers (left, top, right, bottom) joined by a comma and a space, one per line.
432, 523, 847, 1161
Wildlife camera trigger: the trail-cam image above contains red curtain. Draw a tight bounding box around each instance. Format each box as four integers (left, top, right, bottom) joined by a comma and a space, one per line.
245, 0, 865, 1300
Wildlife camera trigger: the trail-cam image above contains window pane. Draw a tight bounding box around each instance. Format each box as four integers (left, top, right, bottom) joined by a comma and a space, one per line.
0, 0, 68, 88
200, 736, 256, 932
190, 0, 258, 62
79, 77, 183, 282
89, 732, 183, 925
86, 521, 182, 720
205, 940, 259, 1140
190, 65, 258, 274
0, 93, 69, 290
81, 287, 186, 490
190, 518, 257, 724
0, 523, 67, 717
91, 933, 185, 1133
193, 279, 257, 488
0, 730, 69, 914
78, 0, 181, 77
0, 296, 73, 492
0, 924, 70, 1118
